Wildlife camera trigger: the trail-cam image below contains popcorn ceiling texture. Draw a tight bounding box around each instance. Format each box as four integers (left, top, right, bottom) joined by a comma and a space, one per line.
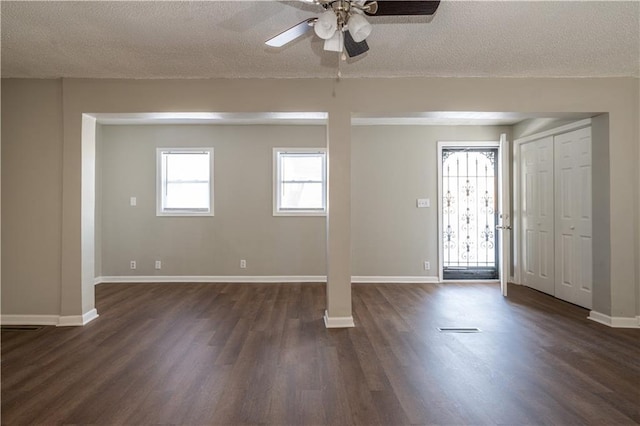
1, 0, 638, 79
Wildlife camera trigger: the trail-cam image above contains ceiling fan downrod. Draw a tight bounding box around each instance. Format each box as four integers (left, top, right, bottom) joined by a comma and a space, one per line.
321, 0, 378, 16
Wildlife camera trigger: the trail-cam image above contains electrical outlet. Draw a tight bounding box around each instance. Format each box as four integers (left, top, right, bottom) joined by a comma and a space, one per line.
417, 198, 430, 208
130, 260, 137, 270
155, 260, 162, 270
130, 196, 137, 207
240, 259, 246, 269
424, 261, 430, 270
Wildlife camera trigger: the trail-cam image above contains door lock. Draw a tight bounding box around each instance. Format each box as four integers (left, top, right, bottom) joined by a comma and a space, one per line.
496, 225, 512, 230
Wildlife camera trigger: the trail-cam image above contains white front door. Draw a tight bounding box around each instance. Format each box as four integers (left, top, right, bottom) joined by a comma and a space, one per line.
520, 137, 555, 295
554, 127, 593, 308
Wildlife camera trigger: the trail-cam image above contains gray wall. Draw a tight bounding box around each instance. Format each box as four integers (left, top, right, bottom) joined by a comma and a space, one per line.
351, 125, 511, 277
98, 124, 327, 277
1, 80, 63, 315
1, 77, 637, 321
591, 114, 611, 314
95, 123, 103, 278
99, 123, 511, 279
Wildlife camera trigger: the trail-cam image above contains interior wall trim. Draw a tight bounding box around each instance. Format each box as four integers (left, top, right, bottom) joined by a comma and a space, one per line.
95, 276, 328, 284
588, 311, 640, 328
95, 276, 441, 285
351, 276, 440, 284
58, 309, 100, 327
323, 310, 355, 328
1, 309, 99, 327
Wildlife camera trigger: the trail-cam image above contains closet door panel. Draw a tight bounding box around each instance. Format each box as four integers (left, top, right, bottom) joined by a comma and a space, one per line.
521, 142, 538, 287
520, 137, 554, 295
554, 127, 592, 309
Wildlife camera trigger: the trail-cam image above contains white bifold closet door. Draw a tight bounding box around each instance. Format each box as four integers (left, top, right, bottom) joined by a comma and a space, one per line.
554, 127, 593, 309
520, 137, 555, 295
518, 127, 592, 309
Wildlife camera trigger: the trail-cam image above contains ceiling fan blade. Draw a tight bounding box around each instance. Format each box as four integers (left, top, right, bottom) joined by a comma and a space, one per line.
265, 18, 317, 47
344, 30, 369, 58
364, 1, 440, 16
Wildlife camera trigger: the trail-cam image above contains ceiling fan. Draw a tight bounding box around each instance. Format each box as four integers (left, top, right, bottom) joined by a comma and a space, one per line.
265, 0, 441, 58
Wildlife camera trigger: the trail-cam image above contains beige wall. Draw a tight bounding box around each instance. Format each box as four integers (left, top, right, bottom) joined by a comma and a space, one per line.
94, 123, 103, 278
98, 124, 327, 277
101, 123, 511, 279
591, 114, 611, 313
351, 125, 510, 277
1, 77, 638, 323
1, 79, 63, 315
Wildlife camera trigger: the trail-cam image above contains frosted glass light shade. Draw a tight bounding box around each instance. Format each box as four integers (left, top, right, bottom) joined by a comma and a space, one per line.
347, 13, 372, 42
314, 11, 338, 40
323, 31, 344, 52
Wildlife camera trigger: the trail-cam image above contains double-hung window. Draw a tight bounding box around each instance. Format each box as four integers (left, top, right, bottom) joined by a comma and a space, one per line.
274, 148, 327, 216
156, 147, 214, 216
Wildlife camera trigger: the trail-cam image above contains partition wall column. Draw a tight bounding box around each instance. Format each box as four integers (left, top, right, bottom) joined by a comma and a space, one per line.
324, 110, 354, 328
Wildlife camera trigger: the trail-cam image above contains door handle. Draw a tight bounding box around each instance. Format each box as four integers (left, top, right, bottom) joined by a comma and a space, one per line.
496, 225, 512, 230
570, 226, 575, 230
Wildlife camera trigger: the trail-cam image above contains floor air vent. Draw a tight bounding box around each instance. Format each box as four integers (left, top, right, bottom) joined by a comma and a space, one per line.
1, 325, 45, 332
437, 327, 481, 333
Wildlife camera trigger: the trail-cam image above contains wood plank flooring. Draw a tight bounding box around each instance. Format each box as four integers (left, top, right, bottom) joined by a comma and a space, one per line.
2, 283, 639, 425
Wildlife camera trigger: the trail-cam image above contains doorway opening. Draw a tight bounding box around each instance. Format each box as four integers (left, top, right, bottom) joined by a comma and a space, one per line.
440, 145, 499, 280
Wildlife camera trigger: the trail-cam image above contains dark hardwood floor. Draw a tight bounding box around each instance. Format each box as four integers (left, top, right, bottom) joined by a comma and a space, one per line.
2, 282, 639, 425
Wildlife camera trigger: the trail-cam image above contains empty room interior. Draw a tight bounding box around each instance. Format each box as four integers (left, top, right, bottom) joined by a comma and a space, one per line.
1, 1, 639, 425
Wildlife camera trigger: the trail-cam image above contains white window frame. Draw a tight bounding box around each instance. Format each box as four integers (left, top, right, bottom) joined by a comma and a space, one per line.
273, 148, 327, 216
156, 147, 214, 217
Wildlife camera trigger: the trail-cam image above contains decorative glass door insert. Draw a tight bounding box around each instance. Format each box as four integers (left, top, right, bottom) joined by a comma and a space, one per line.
442, 148, 499, 280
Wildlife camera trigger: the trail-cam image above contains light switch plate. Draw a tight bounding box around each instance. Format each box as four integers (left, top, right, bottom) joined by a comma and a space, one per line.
130, 196, 137, 207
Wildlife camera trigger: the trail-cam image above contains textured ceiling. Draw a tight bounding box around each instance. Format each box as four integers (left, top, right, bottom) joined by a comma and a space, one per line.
1, 0, 639, 79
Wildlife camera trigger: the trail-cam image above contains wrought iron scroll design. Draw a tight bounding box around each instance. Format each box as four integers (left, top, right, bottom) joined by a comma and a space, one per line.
442, 148, 498, 270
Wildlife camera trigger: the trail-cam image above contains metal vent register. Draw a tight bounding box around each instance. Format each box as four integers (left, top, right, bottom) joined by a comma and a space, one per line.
437, 327, 481, 333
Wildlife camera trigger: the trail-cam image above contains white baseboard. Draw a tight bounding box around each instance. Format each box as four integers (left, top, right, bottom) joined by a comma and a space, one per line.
58, 309, 99, 327
2, 309, 99, 327
588, 311, 640, 328
351, 276, 439, 284
323, 310, 355, 328
95, 275, 328, 284
96, 275, 441, 285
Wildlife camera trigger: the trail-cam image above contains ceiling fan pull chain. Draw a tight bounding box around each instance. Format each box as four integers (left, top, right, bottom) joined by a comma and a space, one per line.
337, 31, 343, 79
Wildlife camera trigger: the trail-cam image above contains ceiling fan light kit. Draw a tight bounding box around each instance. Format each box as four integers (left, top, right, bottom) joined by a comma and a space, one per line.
315, 10, 339, 39
346, 13, 372, 43
343, 30, 369, 57
265, 0, 441, 59
323, 31, 344, 52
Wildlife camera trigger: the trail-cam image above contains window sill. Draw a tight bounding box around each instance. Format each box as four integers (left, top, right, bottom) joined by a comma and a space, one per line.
273, 211, 326, 217
156, 211, 214, 217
